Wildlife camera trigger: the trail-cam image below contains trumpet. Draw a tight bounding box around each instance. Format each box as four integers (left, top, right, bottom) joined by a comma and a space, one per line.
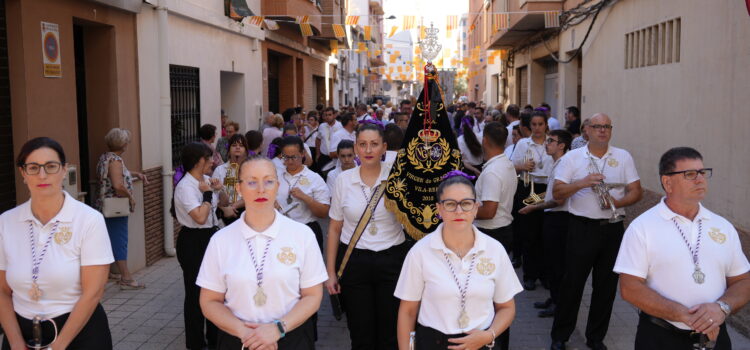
223, 162, 240, 203
521, 147, 533, 187
522, 147, 545, 206
587, 157, 626, 223
522, 180, 546, 206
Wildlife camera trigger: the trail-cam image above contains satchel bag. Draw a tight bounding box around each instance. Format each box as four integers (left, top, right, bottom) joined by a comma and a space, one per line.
102, 197, 130, 218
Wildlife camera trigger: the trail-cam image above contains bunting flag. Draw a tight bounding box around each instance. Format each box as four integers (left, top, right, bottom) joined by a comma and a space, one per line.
388, 66, 394, 73
332, 24, 346, 38
357, 42, 367, 52
469, 23, 476, 33
299, 23, 313, 37
397, 66, 403, 72
386, 43, 394, 49
493, 13, 509, 32
403, 16, 416, 30
330, 40, 338, 54
389, 55, 397, 63
488, 55, 495, 65
364, 25, 372, 41
345, 15, 360, 25
544, 11, 561, 28
264, 19, 279, 30
436, 57, 444, 67
446, 15, 458, 31
295, 16, 309, 24
388, 26, 399, 38
499, 49, 508, 61
248, 16, 264, 27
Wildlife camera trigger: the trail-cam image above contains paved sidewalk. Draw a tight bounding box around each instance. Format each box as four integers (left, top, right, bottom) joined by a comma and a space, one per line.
101, 257, 750, 350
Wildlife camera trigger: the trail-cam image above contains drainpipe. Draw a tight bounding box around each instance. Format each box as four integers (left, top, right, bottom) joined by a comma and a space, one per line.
156, 3, 176, 256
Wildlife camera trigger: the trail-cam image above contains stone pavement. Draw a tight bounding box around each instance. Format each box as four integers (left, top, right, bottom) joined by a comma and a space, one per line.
99, 257, 750, 350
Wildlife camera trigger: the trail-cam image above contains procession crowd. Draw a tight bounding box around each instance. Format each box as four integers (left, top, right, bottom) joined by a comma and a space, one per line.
0, 97, 748, 350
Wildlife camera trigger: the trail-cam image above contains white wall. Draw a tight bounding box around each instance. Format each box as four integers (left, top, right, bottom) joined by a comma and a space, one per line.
221, 71, 246, 130
574, 0, 750, 229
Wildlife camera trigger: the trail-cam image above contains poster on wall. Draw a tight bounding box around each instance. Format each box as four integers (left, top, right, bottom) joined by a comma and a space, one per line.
41, 22, 62, 78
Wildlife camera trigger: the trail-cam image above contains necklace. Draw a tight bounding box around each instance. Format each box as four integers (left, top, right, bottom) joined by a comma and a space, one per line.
672, 218, 705, 284
443, 251, 478, 329
283, 173, 302, 205
246, 237, 273, 306
587, 152, 610, 175
28, 220, 60, 301
532, 140, 545, 169
360, 184, 379, 235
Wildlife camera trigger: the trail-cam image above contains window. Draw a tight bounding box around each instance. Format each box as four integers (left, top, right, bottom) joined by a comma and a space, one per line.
170, 65, 201, 168
625, 17, 680, 69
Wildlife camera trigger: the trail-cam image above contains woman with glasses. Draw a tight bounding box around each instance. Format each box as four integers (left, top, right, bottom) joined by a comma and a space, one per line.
395, 172, 523, 350
325, 123, 410, 350
173, 142, 223, 350
276, 136, 330, 251
0, 137, 114, 349
95, 128, 148, 289
197, 155, 328, 350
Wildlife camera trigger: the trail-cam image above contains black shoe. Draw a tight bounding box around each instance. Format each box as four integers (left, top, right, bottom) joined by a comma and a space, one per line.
534, 298, 552, 309
523, 280, 536, 291
586, 341, 608, 350
550, 341, 566, 350
538, 304, 555, 318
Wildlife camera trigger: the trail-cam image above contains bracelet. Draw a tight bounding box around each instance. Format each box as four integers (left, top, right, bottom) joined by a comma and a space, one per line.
486, 328, 497, 348
202, 191, 213, 203
274, 319, 286, 338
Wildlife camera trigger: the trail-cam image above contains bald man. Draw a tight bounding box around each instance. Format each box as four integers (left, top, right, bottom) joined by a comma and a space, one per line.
548, 113, 643, 350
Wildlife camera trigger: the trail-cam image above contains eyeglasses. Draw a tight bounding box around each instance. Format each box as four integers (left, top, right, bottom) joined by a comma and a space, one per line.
240, 179, 278, 189
545, 138, 559, 144
589, 124, 613, 130
281, 155, 301, 161
439, 199, 477, 212
22, 162, 62, 175
664, 168, 713, 180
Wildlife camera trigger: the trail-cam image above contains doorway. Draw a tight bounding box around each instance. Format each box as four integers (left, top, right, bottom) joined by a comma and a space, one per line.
73, 24, 91, 204
0, 0, 15, 212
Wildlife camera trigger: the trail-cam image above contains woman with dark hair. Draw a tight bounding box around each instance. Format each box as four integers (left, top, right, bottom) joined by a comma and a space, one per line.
212, 134, 250, 225
0, 137, 114, 349
197, 156, 327, 350
458, 117, 484, 176
245, 130, 263, 156
173, 142, 223, 350
325, 123, 410, 350
395, 172, 522, 350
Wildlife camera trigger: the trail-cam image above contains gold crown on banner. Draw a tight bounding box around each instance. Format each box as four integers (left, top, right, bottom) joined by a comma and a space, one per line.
418, 129, 441, 143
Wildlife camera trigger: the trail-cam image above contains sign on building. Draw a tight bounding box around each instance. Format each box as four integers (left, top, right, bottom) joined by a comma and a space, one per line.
41, 22, 61, 78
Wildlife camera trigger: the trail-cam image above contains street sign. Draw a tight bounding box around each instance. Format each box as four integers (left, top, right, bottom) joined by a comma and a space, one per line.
41, 22, 61, 78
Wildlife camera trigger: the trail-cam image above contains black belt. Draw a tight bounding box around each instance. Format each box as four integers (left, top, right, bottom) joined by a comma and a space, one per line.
571, 214, 617, 226
639, 312, 710, 344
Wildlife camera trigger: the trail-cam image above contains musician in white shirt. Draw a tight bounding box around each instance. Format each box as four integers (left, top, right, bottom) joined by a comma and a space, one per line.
198, 156, 328, 350
326, 140, 357, 193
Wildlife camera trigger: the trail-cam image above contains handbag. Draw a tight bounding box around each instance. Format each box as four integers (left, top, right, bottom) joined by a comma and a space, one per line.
102, 197, 130, 218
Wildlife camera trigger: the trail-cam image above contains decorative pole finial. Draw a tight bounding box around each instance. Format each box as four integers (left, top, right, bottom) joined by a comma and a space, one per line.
418, 22, 442, 65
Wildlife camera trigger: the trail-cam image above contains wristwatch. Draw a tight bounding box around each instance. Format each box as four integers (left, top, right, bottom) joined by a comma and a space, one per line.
274, 319, 287, 338
717, 300, 731, 316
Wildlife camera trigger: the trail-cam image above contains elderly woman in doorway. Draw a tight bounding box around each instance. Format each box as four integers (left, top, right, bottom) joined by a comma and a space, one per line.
95, 128, 148, 290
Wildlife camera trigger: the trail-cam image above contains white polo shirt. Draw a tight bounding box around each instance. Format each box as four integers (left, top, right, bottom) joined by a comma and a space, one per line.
304, 126, 318, 148
475, 154, 517, 229
543, 158, 567, 213
510, 137, 553, 184
326, 166, 342, 193
394, 224, 523, 334
174, 173, 219, 228
504, 120, 519, 148
329, 128, 355, 155
357, 114, 373, 122
457, 135, 484, 166
317, 121, 343, 155
548, 116, 562, 130
277, 166, 330, 224
197, 211, 328, 323
472, 119, 485, 135
0, 191, 114, 319
554, 145, 639, 220
329, 166, 405, 252
614, 199, 750, 329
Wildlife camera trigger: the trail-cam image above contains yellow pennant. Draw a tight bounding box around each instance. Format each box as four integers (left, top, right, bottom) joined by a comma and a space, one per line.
364, 25, 372, 41
299, 23, 313, 37
403, 16, 415, 30
345, 16, 360, 26
358, 42, 367, 52
493, 13, 509, 32
388, 26, 399, 38
446, 15, 458, 31
330, 40, 338, 54
332, 24, 346, 38
248, 16, 264, 27
295, 16, 309, 24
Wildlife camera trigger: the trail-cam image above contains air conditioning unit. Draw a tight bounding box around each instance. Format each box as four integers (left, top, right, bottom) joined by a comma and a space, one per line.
63, 165, 80, 200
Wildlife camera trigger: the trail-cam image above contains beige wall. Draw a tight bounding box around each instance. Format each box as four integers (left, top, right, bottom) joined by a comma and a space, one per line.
574, 0, 750, 229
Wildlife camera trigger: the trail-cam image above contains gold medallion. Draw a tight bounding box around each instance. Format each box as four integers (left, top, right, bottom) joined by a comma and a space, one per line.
458, 309, 470, 329
607, 158, 619, 168
476, 258, 495, 276
298, 177, 310, 186
29, 282, 42, 301
254, 287, 267, 306
369, 225, 378, 235
54, 226, 72, 245
277, 247, 297, 265
708, 227, 726, 244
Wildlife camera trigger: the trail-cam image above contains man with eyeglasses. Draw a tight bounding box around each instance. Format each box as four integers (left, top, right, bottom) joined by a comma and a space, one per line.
549, 113, 643, 350
613, 147, 750, 350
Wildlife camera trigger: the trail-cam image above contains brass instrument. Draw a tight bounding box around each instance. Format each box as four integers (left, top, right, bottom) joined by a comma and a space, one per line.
587, 156, 626, 223
223, 162, 240, 203
522, 147, 546, 206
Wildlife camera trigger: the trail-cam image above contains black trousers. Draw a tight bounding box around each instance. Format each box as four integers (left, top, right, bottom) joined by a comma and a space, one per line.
521, 182, 547, 282
315, 154, 333, 180
477, 225, 513, 350
510, 181, 526, 261
336, 240, 411, 350
216, 317, 316, 350
177, 226, 219, 349
415, 323, 505, 350
1, 304, 111, 350
542, 211, 569, 305
306, 221, 324, 253
551, 215, 624, 344
635, 313, 732, 350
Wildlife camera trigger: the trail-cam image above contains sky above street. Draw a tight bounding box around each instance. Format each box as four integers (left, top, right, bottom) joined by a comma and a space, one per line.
383, 0, 468, 52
